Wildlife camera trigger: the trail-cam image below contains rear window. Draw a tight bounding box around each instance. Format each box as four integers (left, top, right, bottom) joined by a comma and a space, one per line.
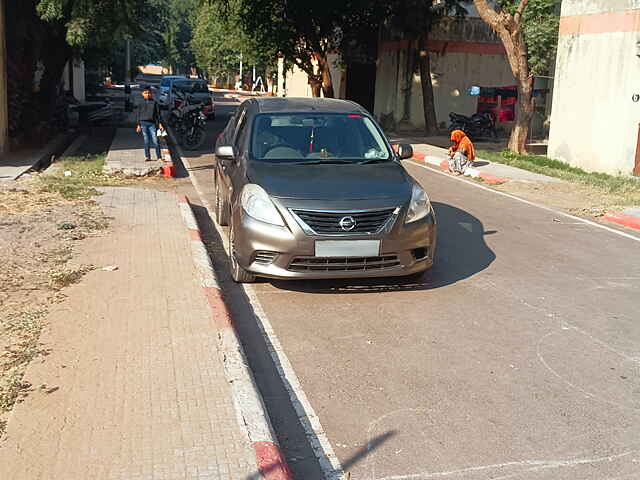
173, 80, 209, 93
250, 113, 391, 163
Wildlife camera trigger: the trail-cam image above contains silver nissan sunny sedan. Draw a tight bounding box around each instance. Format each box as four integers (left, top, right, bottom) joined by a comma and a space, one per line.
214, 97, 437, 283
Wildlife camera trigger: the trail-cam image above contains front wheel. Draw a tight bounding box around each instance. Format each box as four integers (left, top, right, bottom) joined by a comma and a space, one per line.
229, 225, 256, 283
214, 172, 230, 226
182, 126, 205, 150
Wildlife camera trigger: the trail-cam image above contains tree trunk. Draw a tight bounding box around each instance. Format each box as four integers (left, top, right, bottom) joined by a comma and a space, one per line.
509, 75, 534, 153
401, 42, 415, 123
316, 53, 335, 98
473, 0, 534, 153
309, 76, 322, 97
418, 34, 438, 136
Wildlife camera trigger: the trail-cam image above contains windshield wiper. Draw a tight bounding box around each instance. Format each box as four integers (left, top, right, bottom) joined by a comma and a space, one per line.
358, 158, 390, 164
293, 159, 354, 165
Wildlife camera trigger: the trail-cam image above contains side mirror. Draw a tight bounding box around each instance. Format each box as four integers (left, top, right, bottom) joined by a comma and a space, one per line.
215, 145, 235, 159
393, 143, 414, 160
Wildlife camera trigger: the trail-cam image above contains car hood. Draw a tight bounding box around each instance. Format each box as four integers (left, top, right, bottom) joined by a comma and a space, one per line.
246, 161, 412, 200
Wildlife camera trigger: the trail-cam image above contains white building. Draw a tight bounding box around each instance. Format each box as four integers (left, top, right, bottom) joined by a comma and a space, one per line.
548, 0, 640, 176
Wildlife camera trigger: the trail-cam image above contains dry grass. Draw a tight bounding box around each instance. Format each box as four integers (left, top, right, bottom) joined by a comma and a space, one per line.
0, 171, 113, 437
478, 149, 640, 207
0, 309, 46, 414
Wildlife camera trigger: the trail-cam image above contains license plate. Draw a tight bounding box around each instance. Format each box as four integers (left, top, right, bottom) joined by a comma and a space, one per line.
315, 240, 380, 257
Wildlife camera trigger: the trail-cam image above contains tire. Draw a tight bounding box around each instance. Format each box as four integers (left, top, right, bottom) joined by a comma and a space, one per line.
183, 126, 205, 150
229, 225, 256, 283
214, 172, 230, 226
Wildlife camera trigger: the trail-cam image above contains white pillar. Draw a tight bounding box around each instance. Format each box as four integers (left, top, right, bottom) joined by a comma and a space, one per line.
277, 55, 285, 97
73, 58, 85, 102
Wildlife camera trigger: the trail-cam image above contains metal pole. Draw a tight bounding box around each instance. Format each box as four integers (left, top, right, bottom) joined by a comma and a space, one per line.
239, 52, 243, 90
124, 39, 132, 112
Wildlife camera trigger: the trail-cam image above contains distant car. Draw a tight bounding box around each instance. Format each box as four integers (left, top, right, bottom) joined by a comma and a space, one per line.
163, 78, 215, 119
214, 97, 437, 283
158, 75, 186, 105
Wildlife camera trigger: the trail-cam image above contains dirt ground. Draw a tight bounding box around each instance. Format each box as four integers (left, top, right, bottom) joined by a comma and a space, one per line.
493, 178, 631, 218
0, 177, 112, 435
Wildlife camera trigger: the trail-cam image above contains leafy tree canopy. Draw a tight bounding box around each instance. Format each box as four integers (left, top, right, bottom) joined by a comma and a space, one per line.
497, 0, 560, 75
36, 0, 145, 48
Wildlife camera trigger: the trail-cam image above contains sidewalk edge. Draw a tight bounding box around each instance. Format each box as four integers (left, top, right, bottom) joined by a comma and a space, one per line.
603, 212, 640, 231
177, 195, 293, 480
411, 152, 508, 184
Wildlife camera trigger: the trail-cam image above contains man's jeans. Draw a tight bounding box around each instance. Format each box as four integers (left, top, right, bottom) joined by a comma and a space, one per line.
140, 121, 161, 159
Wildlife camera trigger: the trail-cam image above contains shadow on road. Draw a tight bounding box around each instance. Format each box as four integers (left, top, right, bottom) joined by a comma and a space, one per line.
271, 201, 496, 294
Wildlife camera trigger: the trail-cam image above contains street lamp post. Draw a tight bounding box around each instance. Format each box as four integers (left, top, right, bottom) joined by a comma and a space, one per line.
239, 52, 243, 90
124, 39, 132, 112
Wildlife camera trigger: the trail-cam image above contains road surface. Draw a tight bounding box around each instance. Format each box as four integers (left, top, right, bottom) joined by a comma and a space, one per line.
175, 95, 640, 480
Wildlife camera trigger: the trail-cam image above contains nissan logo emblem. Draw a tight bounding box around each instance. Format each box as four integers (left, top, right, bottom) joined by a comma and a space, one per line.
339, 216, 356, 231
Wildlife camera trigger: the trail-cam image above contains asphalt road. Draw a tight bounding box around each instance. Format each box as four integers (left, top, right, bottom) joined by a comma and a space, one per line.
175, 97, 640, 480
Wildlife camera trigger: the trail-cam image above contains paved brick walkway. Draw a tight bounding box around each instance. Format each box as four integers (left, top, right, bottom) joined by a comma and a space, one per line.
0, 187, 258, 480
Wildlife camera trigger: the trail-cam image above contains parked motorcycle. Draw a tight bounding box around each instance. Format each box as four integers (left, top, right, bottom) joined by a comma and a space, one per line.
448, 112, 497, 140
168, 90, 207, 150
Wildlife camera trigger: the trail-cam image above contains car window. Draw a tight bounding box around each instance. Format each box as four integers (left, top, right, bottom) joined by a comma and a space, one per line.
234, 108, 248, 150
160, 79, 168, 87
250, 113, 390, 162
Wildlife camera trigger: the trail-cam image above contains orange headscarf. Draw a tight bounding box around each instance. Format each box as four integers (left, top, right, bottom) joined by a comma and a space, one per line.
448, 129, 475, 161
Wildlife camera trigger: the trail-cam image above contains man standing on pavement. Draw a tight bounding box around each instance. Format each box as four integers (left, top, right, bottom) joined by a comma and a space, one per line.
136, 87, 163, 162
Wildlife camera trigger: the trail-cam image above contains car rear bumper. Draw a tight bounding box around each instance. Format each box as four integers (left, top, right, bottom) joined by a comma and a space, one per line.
232, 208, 436, 280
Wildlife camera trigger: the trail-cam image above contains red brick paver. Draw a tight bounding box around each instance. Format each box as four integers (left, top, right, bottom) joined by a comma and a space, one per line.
0, 188, 257, 480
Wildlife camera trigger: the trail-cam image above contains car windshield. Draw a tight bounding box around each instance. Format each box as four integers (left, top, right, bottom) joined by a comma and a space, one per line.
173, 80, 208, 93
250, 113, 391, 163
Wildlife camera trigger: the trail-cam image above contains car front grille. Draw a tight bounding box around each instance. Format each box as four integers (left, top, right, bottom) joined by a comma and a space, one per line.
291, 208, 396, 235
289, 255, 401, 272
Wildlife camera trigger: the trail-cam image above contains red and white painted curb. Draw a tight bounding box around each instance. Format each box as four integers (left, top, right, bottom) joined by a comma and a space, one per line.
177, 195, 293, 480
603, 212, 640, 231
412, 151, 508, 184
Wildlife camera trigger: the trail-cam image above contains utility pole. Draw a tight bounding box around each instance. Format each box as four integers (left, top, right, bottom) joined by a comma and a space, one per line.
124, 39, 132, 112
239, 52, 243, 90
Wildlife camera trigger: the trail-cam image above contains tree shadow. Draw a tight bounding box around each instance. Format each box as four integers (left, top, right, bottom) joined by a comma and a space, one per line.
270, 201, 496, 294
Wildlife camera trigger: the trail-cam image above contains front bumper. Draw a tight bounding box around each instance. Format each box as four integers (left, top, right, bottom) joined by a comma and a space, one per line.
232, 201, 436, 280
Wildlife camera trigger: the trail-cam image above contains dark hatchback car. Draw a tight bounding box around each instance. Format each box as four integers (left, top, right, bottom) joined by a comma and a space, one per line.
214, 97, 436, 283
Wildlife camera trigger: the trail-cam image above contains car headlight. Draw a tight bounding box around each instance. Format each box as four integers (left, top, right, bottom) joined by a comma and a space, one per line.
240, 184, 285, 226
405, 184, 431, 223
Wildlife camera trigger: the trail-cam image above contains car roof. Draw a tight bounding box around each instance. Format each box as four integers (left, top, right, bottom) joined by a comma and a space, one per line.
252, 97, 367, 115
162, 75, 186, 79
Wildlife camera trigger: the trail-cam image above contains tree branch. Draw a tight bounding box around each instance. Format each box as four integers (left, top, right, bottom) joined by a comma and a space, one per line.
514, 0, 530, 25
472, 0, 501, 30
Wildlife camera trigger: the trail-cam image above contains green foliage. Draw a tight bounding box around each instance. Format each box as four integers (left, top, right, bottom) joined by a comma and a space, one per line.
192, 0, 276, 79
36, 0, 145, 48
498, 0, 560, 75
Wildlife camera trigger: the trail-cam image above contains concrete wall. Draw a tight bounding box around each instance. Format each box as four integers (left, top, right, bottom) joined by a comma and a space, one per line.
548, 0, 640, 175
374, 44, 514, 130
0, 0, 8, 156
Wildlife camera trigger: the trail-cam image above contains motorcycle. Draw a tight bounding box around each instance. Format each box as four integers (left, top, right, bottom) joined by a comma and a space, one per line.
179, 102, 207, 150
169, 90, 207, 150
448, 112, 497, 140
